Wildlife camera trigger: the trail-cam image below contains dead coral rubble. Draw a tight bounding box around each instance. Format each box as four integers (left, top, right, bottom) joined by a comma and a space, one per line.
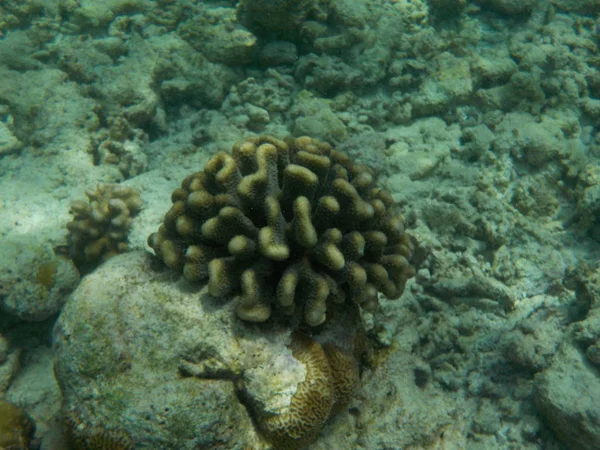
148, 135, 416, 326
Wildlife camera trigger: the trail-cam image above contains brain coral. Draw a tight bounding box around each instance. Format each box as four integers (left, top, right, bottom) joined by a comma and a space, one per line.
148, 135, 416, 326
67, 184, 142, 272
64, 410, 134, 450
257, 332, 359, 450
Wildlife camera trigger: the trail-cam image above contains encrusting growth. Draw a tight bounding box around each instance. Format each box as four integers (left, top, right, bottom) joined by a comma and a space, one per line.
148, 135, 416, 326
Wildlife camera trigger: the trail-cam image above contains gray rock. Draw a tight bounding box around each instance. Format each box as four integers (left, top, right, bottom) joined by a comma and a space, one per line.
0, 238, 79, 321
53, 251, 259, 448
552, 0, 600, 13
535, 341, 600, 450
0, 121, 22, 156
292, 92, 347, 143
178, 7, 257, 66
475, 0, 537, 15
294, 53, 362, 95
53, 250, 360, 449
258, 41, 298, 67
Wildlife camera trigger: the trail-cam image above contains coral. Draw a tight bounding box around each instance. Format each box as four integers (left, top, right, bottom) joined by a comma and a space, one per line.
35, 260, 58, 290
67, 184, 142, 272
0, 399, 36, 450
323, 342, 360, 412
94, 114, 149, 179
257, 332, 359, 449
148, 135, 416, 326
260, 332, 334, 449
64, 410, 134, 450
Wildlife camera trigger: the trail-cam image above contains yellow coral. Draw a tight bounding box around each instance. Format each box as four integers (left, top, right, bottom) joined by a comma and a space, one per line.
64, 411, 134, 450
260, 332, 334, 449
148, 135, 416, 326
35, 260, 58, 290
257, 333, 360, 450
323, 343, 360, 413
67, 184, 142, 272
0, 400, 35, 450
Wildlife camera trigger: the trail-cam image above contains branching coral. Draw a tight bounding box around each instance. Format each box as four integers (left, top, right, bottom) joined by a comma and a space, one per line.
148, 135, 416, 326
67, 184, 142, 272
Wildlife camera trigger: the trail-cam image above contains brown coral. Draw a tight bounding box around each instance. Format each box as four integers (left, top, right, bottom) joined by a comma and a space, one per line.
323, 342, 360, 412
260, 332, 334, 449
0, 399, 36, 450
67, 184, 142, 272
63, 411, 134, 450
257, 332, 359, 449
148, 135, 416, 326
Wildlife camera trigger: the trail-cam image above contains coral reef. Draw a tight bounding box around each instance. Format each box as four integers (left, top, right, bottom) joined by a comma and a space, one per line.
178, 6, 257, 65
67, 184, 142, 272
93, 114, 149, 179
323, 342, 360, 411
257, 332, 360, 449
259, 332, 333, 449
535, 341, 600, 450
148, 135, 416, 326
0, 399, 36, 450
9, 0, 600, 448
64, 411, 134, 450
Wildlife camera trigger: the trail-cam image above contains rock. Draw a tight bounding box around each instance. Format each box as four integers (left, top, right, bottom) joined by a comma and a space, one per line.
238, 0, 331, 40
411, 52, 473, 116
0, 238, 79, 322
53, 251, 361, 449
535, 341, 600, 450
0, 120, 22, 156
53, 251, 258, 449
258, 41, 298, 67
552, 0, 600, 13
475, 0, 537, 15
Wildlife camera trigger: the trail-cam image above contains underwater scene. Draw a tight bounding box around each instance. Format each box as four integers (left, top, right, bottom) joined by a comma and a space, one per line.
1, 0, 600, 449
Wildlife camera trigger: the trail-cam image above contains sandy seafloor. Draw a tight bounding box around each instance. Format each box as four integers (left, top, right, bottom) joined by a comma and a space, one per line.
1, 0, 600, 449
